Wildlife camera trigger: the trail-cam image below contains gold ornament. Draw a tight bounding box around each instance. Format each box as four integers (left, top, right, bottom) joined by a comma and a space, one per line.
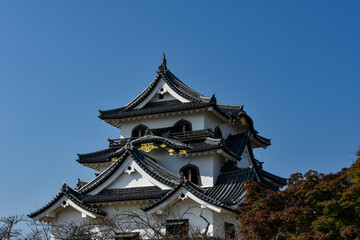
179, 150, 187, 155
138, 142, 158, 153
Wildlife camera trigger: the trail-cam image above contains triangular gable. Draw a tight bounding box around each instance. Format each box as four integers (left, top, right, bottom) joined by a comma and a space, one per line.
86, 154, 173, 195
78, 146, 179, 196
107, 171, 155, 189
133, 78, 190, 109
28, 184, 106, 221
125, 56, 208, 111
143, 180, 239, 215
144, 185, 223, 215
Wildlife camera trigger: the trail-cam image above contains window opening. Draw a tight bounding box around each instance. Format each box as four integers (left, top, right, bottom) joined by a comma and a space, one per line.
214, 126, 222, 138
114, 232, 139, 240
131, 125, 148, 138
166, 219, 188, 238
180, 164, 201, 185
172, 119, 192, 133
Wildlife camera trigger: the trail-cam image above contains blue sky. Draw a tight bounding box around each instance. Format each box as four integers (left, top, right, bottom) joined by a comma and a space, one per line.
0, 1, 359, 217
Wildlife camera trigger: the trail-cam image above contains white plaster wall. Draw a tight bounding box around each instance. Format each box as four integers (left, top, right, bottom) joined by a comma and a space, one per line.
134, 80, 190, 110
101, 203, 154, 238
107, 171, 155, 189
120, 112, 205, 138
203, 112, 242, 139
99, 201, 214, 239
149, 91, 176, 102
213, 154, 225, 184
50, 200, 234, 239
166, 198, 215, 237
147, 150, 221, 187
51, 206, 83, 225
212, 210, 241, 239
237, 146, 252, 169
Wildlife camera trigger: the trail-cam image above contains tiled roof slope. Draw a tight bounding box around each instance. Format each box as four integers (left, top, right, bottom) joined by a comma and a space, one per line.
123, 56, 207, 112
77, 148, 119, 164
77, 133, 249, 164
142, 177, 240, 214
30, 140, 286, 219
99, 101, 212, 120
28, 183, 106, 219
207, 168, 255, 205
78, 145, 180, 194
83, 186, 169, 203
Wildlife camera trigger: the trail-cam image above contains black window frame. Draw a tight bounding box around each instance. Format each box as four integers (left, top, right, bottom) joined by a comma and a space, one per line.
166, 219, 189, 238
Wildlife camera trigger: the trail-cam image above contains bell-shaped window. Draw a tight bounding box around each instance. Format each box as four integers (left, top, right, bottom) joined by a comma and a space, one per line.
172, 119, 192, 133
180, 164, 201, 185
131, 124, 148, 138
214, 126, 222, 138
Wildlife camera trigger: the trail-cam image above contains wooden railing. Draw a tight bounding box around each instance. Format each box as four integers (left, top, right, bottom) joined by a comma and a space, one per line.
108, 129, 215, 147
168, 129, 214, 142
108, 137, 137, 148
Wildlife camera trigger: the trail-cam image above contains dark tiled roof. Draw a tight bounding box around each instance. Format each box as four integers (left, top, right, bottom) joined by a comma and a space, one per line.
28, 191, 64, 218
217, 104, 244, 116
143, 99, 182, 108
77, 134, 250, 165
75, 179, 88, 190
28, 184, 106, 219
160, 69, 206, 101
187, 133, 249, 160
261, 170, 287, 186
83, 186, 169, 203
207, 168, 255, 205
124, 75, 162, 111
63, 185, 107, 216
78, 145, 180, 194
99, 101, 212, 120
117, 57, 207, 112
225, 133, 249, 157
77, 148, 119, 164
77, 151, 130, 194
142, 178, 239, 214
129, 148, 180, 187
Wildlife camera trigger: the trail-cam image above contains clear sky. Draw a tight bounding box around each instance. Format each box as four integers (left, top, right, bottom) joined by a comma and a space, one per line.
0, 1, 359, 217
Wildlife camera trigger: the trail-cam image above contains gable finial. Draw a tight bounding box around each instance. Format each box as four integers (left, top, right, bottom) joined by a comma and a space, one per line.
161, 52, 167, 70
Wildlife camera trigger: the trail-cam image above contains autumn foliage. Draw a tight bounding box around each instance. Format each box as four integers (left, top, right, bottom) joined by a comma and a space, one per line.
238, 149, 360, 240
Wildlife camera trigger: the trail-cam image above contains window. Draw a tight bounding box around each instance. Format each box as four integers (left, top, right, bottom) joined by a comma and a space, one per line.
114, 232, 139, 240
225, 222, 235, 240
214, 126, 222, 138
171, 119, 192, 133
166, 219, 188, 238
180, 164, 201, 185
131, 124, 148, 138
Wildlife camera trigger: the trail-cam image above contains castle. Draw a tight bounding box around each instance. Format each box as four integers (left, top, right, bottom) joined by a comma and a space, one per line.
29, 56, 286, 239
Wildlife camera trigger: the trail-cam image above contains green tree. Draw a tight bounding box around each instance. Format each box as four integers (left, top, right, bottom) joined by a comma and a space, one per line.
238, 149, 360, 240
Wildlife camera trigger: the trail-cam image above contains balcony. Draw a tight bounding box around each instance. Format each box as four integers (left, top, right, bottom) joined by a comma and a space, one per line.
108, 137, 137, 148
108, 129, 215, 148
168, 129, 214, 142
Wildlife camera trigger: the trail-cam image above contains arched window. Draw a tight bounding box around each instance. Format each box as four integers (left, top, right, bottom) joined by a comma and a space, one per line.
180, 164, 201, 185
171, 119, 192, 133
131, 124, 148, 138
214, 126, 222, 138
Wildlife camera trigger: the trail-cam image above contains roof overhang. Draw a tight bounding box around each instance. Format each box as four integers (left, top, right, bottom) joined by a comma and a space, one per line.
32, 196, 103, 222
145, 186, 223, 215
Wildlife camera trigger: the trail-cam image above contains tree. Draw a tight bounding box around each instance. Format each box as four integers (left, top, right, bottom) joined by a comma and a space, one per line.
0, 215, 24, 240
237, 149, 360, 240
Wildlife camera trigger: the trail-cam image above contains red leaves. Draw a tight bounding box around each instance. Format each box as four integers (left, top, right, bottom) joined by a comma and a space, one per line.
237, 149, 360, 240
